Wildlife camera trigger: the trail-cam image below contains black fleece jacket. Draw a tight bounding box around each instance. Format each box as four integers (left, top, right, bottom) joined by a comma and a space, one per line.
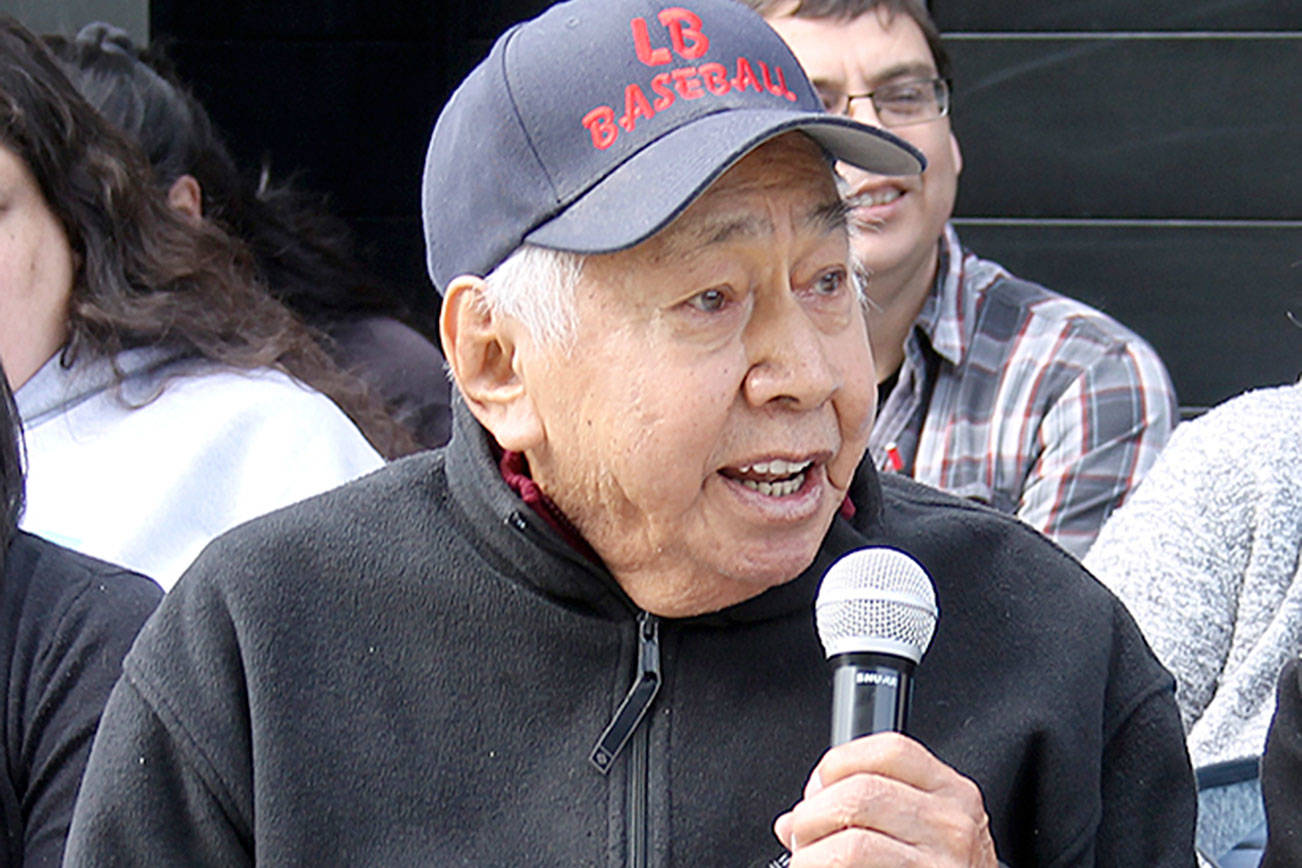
2, 532, 161, 867
65, 410, 1196, 866
1262, 659, 1302, 868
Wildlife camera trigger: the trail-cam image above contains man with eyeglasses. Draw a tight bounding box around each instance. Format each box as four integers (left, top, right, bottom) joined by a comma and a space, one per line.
748, 0, 1176, 559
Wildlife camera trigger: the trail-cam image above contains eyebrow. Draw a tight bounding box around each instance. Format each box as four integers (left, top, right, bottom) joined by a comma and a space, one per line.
808, 197, 851, 235
868, 62, 938, 86
815, 61, 937, 90
701, 213, 773, 247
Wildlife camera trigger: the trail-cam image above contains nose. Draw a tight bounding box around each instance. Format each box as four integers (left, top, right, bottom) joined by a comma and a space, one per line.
845, 94, 883, 127
742, 288, 841, 411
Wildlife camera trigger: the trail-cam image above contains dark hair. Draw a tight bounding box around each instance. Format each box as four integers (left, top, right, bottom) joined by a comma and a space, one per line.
0, 17, 415, 458
45, 23, 411, 329
1, 368, 22, 561
742, 0, 952, 81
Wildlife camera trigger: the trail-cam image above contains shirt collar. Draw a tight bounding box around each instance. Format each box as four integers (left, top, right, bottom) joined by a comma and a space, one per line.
497, 448, 603, 566
911, 223, 967, 368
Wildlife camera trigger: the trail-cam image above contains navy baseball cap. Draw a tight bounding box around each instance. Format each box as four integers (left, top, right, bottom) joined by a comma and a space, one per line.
421, 0, 925, 292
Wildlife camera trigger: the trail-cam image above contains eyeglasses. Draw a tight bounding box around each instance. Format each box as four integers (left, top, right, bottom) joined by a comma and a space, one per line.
816, 77, 951, 128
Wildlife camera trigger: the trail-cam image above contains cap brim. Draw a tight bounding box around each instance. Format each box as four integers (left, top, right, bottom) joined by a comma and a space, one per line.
524, 109, 924, 255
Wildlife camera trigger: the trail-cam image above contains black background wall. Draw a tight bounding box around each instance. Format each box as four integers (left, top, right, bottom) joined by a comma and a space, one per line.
936, 1, 1301, 411
150, 0, 1301, 410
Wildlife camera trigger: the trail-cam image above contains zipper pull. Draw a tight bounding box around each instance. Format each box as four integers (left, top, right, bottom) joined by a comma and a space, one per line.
589, 612, 661, 774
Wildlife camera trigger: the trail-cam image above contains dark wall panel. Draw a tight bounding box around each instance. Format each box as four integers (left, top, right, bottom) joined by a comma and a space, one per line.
466, 0, 553, 41
154, 0, 548, 42
932, 0, 1295, 32
153, 0, 446, 40
952, 221, 1302, 408
948, 36, 1301, 220
165, 41, 444, 219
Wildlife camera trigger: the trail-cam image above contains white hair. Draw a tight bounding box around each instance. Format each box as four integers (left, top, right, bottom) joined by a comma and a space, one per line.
834, 171, 875, 309
480, 244, 584, 348
850, 251, 875, 310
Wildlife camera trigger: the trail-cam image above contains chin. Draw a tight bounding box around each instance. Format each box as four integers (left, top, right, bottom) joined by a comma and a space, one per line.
725, 542, 822, 590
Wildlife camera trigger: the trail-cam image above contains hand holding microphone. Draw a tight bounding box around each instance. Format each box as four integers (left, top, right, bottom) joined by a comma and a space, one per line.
772, 548, 999, 868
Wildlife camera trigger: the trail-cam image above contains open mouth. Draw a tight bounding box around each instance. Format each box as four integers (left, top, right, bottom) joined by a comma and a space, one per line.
849, 187, 904, 208
718, 458, 815, 498
848, 188, 900, 208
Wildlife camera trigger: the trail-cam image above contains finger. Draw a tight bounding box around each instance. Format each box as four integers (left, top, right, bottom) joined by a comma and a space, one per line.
787, 825, 915, 868
785, 769, 991, 857
804, 767, 823, 798
787, 768, 927, 850
774, 810, 793, 850
810, 731, 956, 795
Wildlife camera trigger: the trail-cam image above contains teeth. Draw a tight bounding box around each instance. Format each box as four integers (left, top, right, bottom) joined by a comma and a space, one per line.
856, 188, 902, 207
738, 458, 813, 476
736, 472, 806, 497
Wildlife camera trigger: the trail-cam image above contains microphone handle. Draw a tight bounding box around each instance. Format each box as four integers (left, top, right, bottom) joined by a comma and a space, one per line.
829, 651, 916, 746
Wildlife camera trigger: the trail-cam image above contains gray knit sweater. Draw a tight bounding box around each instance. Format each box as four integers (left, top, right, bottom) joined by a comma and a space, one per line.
1085, 380, 1302, 856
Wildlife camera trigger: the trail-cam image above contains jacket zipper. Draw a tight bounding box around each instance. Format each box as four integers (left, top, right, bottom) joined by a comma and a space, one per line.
589, 612, 661, 867
504, 515, 662, 864
627, 694, 651, 868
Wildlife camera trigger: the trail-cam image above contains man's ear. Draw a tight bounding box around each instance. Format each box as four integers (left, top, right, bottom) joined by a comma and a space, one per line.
166, 174, 204, 222
440, 275, 545, 451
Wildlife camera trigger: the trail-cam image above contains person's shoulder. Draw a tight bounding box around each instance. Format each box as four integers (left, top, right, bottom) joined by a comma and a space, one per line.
146, 362, 383, 464
329, 315, 444, 368
880, 473, 1072, 556
880, 471, 1059, 537
175, 448, 451, 593
220, 446, 443, 536
1191, 380, 1302, 435
138, 450, 455, 689
3, 532, 163, 638
105, 359, 361, 437
6, 531, 163, 602
154, 363, 352, 421
1082, 387, 1302, 580
878, 472, 1109, 601
876, 474, 1171, 692
1155, 381, 1302, 483
965, 249, 1160, 358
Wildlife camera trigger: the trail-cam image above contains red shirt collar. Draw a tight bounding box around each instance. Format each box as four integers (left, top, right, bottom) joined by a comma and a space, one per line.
498, 449, 602, 564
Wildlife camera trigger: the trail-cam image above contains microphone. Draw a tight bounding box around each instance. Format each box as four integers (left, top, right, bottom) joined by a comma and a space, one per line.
815, 547, 938, 746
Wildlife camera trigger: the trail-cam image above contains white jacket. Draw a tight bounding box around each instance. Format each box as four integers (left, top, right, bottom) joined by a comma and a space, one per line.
17, 348, 384, 589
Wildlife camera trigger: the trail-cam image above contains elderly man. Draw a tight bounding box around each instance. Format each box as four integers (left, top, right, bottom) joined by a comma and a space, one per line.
749, 0, 1177, 558
66, 0, 1194, 865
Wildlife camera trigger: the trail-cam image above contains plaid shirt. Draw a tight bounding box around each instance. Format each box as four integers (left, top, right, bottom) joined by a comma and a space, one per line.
869, 225, 1177, 558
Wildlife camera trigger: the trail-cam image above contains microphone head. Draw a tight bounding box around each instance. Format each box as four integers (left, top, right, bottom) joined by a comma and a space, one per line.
815, 547, 938, 663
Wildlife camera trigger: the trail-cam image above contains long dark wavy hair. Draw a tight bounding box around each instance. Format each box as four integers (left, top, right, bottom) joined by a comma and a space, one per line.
45, 22, 416, 331
1, 368, 22, 568
0, 18, 416, 458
